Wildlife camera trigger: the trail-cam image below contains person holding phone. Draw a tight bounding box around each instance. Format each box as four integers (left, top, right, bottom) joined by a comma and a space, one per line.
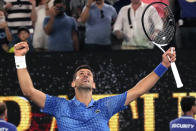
0, 9, 12, 53
43, 0, 79, 52
79, 0, 117, 51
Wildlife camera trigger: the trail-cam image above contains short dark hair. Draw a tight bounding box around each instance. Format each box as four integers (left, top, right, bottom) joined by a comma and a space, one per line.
54, 0, 65, 6
17, 26, 30, 34
73, 65, 94, 80
0, 102, 7, 116
181, 96, 196, 113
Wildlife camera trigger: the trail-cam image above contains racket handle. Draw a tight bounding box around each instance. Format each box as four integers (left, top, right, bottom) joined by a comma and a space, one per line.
170, 62, 183, 88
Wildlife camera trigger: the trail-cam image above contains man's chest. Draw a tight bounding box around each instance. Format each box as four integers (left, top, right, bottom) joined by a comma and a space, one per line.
57, 105, 108, 122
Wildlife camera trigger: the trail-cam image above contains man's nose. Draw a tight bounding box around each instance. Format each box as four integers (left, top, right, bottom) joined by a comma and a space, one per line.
83, 73, 88, 78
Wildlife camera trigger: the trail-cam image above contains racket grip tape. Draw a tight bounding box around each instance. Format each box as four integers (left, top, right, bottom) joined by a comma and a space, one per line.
154, 63, 168, 77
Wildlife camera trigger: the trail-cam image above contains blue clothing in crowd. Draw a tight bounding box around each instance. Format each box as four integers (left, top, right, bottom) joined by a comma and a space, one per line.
41, 92, 127, 131
170, 116, 196, 131
85, 3, 117, 45
43, 14, 77, 51
0, 119, 17, 131
178, 0, 196, 18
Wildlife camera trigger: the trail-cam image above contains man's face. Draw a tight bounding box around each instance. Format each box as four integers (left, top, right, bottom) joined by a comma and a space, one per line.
131, 0, 141, 4
72, 69, 95, 90
54, 3, 65, 15
96, 0, 104, 5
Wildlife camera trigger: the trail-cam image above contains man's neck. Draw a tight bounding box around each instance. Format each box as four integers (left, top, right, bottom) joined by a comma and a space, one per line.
96, 2, 104, 9
75, 88, 93, 107
184, 111, 194, 117
131, 1, 141, 11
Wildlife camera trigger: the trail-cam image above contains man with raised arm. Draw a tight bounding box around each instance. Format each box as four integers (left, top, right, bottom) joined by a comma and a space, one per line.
14, 42, 176, 130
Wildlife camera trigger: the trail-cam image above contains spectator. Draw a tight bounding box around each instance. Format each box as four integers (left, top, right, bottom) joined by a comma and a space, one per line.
43, 0, 79, 52
170, 96, 196, 131
4, 0, 36, 35
0, 102, 17, 131
113, 0, 161, 49
173, 0, 196, 49
9, 27, 33, 53
79, 0, 117, 51
33, 0, 49, 52
0, 9, 12, 52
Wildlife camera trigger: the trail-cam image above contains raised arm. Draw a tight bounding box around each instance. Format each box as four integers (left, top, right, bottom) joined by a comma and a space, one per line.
14, 42, 46, 109
30, 0, 37, 26
78, 0, 94, 23
125, 47, 176, 105
44, 6, 56, 35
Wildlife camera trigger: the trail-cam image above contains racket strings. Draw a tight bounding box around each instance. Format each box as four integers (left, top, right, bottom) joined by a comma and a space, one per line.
143, 3, 175, 45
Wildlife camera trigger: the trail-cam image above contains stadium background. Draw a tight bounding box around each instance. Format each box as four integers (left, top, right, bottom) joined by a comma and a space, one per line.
0, 50, 196, 131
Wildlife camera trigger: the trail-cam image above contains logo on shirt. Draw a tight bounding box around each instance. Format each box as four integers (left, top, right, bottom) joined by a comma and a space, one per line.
0, 127, 8, 131
95, 109, 101, 114
172, 123, 195, 128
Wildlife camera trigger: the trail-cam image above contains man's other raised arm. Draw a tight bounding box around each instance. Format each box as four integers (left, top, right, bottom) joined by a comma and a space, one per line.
125, 47, 176, 105
14, 42, 46, 109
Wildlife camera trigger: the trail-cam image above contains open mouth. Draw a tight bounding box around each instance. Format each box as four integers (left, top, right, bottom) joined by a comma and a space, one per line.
83, 80, 89, 82
81, 79, 90, 84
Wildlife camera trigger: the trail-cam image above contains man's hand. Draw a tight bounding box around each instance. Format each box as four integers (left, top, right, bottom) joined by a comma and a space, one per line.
0, 22, 7, 29
48, 6, 57, 17
14, 42, 29, 56
29, 0, 36, 6
162, 47, 176, 68
87, 0, 95, 7
114, 30, 124, 39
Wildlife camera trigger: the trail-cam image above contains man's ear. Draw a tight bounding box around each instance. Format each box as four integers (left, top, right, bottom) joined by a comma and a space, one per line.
92, 82, 96, 89
71, 81, 76, 88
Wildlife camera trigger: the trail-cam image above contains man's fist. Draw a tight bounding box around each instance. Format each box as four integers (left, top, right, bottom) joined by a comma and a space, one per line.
14, 42, 29, 56
162, 47, 176, 68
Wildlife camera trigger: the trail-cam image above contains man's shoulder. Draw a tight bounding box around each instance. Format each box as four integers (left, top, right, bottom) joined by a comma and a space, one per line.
65, 15, 75, 21
46, 94, 69, 103
6, 121, 17, 128
170, 116, 196, 124
0, 120, 17, 130
103, 3, 115, 9
170, 118, 180, 124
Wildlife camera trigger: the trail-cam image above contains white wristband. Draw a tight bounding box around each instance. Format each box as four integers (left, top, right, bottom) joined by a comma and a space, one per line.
14, 56, 27, 69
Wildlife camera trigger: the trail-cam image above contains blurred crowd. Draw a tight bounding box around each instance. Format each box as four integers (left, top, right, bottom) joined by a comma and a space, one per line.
0, 0, 195, 53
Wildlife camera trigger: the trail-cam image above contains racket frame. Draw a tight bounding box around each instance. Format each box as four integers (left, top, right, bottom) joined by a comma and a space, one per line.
141, 2, 183, 88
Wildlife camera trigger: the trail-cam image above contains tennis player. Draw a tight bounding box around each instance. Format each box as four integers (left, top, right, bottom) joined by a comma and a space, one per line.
14, 42, 176, 130
170, 96, 196, 131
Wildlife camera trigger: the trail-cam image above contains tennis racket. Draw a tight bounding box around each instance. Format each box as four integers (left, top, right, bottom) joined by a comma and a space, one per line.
141, 2, 183, 88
